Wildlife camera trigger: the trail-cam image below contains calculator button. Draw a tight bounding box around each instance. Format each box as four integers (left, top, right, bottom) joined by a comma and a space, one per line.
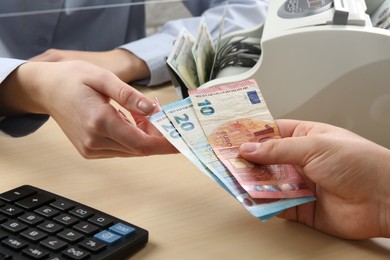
20, 228, 48, 242
15, 193, 55, 210
79, 238, 106, 253
94, 230, 121, 245
0, 185, 148, 259
40, 237, 68, 251
58, 229, 84, 243
0, 205, 24, 217
69, 207, 93, 219
37, 221, 64, 234
1, 220, 27, 233
0, 186, 36, 202
50, 199, 74, 211
88, 215, 113, 227
73, 221, 99, 235
35, 206, 60, 218
54, 214, 79, 226
62, 247, 90, 260
18, 213, 44, 225
109, 223, 136, 237
2, 237, 28, 250
23, 246, 49, 259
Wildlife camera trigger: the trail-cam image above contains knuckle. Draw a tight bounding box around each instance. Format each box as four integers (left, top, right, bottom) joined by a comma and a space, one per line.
91, 69, 114, 86
130, 140, 151, 157
78, 145, 94, 159
44, 49, 61, 59
118, 85, 135, 105
83, 136, 100, 151
85, 113, 106, 133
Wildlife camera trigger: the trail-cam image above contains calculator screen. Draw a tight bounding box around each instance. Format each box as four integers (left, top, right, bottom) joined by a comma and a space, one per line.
278, 0, 333, 19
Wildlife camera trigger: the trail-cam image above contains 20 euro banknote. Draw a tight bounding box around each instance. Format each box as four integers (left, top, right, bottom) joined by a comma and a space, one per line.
188, 79, 314, 199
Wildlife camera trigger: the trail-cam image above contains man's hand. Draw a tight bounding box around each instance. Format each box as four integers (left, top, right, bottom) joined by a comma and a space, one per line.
240, 119, 390, 240
30, 49, 150, 83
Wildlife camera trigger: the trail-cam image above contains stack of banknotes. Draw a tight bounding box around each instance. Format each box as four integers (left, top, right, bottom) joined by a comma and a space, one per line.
149, 79, 316, 221
166, 15, 262, 91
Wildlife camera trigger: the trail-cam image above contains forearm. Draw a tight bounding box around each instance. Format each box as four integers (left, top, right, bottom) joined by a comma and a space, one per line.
110, 49, 150, 84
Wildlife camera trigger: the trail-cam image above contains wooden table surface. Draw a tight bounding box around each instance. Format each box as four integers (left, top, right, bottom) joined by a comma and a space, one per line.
1, 84, 390, 259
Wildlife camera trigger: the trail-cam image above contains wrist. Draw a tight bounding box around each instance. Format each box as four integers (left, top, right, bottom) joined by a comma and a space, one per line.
110, 49, 150, 83
0, 62, 48, 116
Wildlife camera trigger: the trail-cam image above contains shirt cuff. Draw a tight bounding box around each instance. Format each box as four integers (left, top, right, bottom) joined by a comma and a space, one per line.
0, 58, 27, 83
120, 32, 178, 87
0, 114, 49, 137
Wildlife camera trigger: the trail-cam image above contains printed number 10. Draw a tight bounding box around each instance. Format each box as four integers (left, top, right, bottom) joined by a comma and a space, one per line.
198, 99, 214, 116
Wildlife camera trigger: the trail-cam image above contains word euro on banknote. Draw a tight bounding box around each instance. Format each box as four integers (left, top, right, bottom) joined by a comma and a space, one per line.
161, 97, 315, 221
188, 79, 314, 199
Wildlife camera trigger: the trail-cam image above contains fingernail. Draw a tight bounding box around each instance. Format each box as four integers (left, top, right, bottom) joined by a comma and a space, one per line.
137, 98, 156, 114
240, 143, 260, 153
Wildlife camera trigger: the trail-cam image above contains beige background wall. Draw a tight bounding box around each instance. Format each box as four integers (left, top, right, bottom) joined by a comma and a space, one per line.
145, 0, 191, 35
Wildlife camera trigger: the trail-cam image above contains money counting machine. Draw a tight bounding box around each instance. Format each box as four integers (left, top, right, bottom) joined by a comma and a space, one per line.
195, 0, 390, 148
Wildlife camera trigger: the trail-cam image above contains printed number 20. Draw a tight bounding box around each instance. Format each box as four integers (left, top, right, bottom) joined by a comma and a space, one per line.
174, 114, 194, 131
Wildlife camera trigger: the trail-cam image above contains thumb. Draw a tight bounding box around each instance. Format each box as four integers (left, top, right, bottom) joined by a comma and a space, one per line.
239, 137, 312, 166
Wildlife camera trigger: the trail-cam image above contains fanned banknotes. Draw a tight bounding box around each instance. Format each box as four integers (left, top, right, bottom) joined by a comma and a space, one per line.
188, 79, 313, 199
150, 97, 315, 221
161, 7, 315, 221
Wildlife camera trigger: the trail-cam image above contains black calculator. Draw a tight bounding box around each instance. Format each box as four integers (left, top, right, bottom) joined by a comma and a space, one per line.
0, 185, 148, 259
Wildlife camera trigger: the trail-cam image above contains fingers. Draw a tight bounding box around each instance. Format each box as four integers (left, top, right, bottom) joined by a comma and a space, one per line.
97, 108, 177, 156
29, 49, 64, 62
240, 119, 329, 166
109, 121, 178, 156
239, 136, 317, 166
77, 120, 177, 158
274, 119, 303, 138
86, 70, 157, 116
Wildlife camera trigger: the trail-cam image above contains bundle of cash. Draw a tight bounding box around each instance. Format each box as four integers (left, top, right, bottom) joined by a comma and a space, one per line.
166, 15, 262, 91
149, 79, 315, 221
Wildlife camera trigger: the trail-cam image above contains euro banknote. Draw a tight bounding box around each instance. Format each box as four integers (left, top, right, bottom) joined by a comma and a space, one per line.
158, 97, 315, 221
188, 79, 314, 199
192, 17, 215, 85
166, 28, 199, 90
148, 111, 230, 193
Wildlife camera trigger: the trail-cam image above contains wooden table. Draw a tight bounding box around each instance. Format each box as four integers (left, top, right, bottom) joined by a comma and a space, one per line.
1, 84, 390, 259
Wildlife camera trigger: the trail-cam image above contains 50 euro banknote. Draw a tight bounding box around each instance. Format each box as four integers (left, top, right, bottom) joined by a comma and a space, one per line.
188, 79, 314, 199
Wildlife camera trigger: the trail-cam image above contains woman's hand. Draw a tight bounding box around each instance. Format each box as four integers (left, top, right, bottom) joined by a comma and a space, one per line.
0, 61, 176, 158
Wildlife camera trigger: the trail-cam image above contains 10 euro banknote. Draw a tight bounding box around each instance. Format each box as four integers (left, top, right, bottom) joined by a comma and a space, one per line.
148, 79, 315, 221
188, 79, 313, 199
